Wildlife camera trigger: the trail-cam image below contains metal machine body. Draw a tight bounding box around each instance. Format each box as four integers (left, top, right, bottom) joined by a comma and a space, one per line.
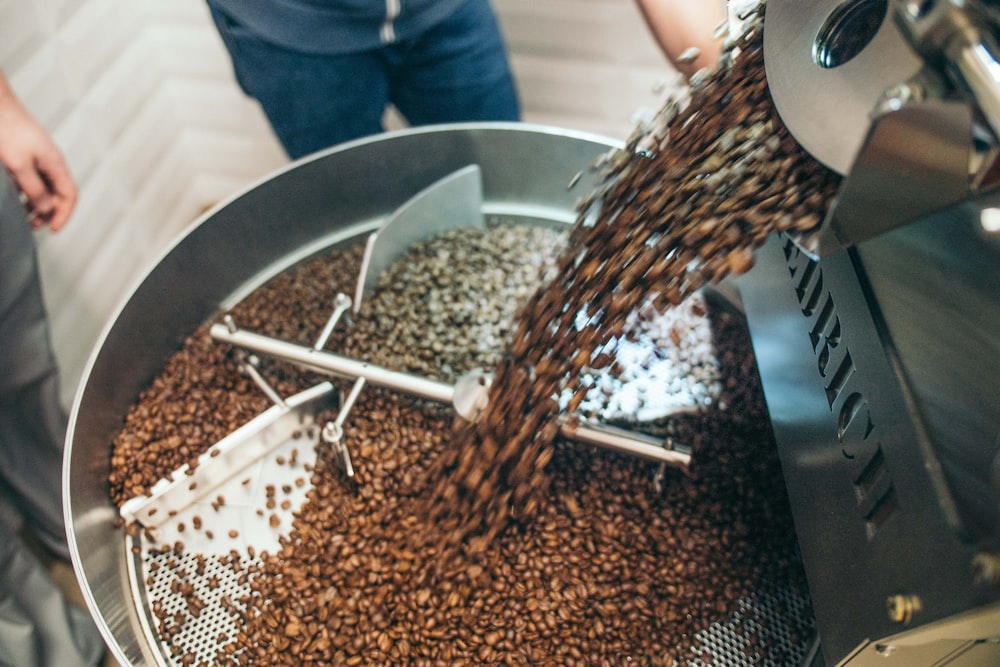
738, 206, 1000, 666
740, 0, 1000, 663
765, 0, 1000, 256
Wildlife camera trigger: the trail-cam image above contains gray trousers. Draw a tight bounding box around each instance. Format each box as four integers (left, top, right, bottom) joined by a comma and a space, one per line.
0, 172, 104, 666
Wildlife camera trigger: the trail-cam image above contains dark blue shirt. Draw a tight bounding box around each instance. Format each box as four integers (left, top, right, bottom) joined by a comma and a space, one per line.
207, 0, 468, 54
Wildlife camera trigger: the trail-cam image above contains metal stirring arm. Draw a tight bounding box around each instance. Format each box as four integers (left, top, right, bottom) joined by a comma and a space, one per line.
209, 317, 692, 470
322, 377, 366, 478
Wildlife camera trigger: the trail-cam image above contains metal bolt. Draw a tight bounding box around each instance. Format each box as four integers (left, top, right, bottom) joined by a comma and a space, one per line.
980, 208, 1000, 236
886, 593, 922, 624
972, 552, 1000, 586
876, 82, 924, 115
903, 0, 936, 20
875, 643, 897, 657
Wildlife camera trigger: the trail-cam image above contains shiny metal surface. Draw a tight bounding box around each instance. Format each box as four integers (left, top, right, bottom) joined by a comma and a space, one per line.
794, 93, 973, 256
63, 124, 620, 666
557, 418, 692, 467
894, 0, 1000, 140
209, 321, 693, 468
209, 322, 458, 405
745, 4, 1000, 659
354, 164, 484, 313
118, 382, 336, 528
768, 0, 1000, 257
312, 293, 353, 352
65, 122, 818, 667
738, 184, 1000, 664
763, 0, 922, 174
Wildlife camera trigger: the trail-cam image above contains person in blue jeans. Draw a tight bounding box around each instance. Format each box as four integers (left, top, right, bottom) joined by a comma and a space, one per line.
206, 0, 521, 159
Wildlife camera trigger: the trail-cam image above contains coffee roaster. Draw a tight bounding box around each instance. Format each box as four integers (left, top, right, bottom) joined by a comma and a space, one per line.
737, 0, 1000, 664
62, 2, 1000, 666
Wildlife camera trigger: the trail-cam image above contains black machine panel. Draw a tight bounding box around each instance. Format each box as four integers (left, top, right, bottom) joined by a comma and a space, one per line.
738, 201, 1000, 664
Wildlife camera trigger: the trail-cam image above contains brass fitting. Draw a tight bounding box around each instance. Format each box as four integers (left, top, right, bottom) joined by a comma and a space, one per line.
886, 593, 923, 625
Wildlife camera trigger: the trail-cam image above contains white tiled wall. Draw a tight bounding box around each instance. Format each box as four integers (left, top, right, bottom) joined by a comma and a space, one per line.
1, 0, 676, 404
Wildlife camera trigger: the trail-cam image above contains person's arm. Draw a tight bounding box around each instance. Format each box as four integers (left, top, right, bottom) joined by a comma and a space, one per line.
636, 0, 727, 79
0, 73, 76, 232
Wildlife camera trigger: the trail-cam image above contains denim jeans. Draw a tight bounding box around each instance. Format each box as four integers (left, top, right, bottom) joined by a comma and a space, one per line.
209, 0, 521, 159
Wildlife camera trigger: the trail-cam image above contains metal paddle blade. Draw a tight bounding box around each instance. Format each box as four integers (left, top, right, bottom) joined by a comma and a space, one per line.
119, 382, 337, 529
354, 164, 485, 313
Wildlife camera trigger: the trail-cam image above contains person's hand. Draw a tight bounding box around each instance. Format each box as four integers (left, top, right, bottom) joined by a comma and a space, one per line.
0, 75, 77, 232
636, 0, 727, 79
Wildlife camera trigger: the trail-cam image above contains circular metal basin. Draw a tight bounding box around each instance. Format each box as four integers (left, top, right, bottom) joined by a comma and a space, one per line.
64, 123, 617, 665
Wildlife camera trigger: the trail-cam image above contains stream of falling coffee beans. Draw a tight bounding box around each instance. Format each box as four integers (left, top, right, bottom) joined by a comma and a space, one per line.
420, 4, 840, 552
